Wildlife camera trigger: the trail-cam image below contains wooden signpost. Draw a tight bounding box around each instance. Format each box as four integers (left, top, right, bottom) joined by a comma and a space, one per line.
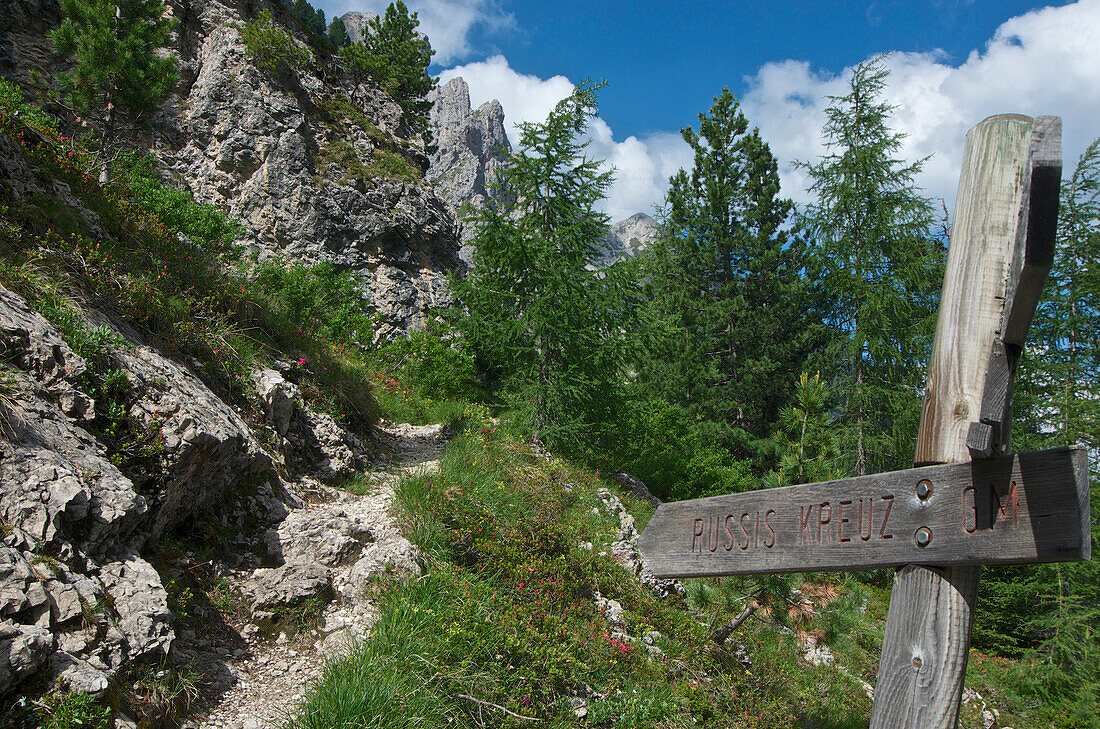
637, 114, 1091, 729
638, 447, 1089, 578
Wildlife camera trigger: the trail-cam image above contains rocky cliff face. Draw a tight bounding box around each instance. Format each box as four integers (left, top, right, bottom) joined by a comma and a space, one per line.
0, 0, 457, 701
1, 0, 464, 340
594, 212, 660, 267
425, 82, 659, 268
426, 77, 512, 264
338, 10, 378, 43
162, 1, 462, 338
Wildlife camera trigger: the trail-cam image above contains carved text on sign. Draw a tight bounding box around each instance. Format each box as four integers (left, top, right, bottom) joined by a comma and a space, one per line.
637, 448, 1089, 578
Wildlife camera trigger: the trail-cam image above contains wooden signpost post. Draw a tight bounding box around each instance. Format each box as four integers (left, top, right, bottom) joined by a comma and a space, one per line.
637, 114, 1091, 729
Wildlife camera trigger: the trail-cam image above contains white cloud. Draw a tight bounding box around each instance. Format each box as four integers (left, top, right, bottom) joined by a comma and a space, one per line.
742, 0, 1100, 208
324, 0, 514, 65
586, 123, 693, 222
441, 55, 692, 222
436, 1, 1100, 222
439, 55, 574, 141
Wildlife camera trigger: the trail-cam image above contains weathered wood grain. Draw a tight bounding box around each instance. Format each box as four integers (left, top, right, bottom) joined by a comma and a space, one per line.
870, 114, 1059, 729
1002, 116, 1062, 346
636, 447, 1088, 578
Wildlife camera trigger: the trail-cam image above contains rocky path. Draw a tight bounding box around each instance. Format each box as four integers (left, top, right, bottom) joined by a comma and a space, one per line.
179, 422, 446, 729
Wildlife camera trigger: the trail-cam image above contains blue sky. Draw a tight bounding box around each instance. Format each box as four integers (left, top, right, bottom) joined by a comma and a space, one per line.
317, 0, 1100, 220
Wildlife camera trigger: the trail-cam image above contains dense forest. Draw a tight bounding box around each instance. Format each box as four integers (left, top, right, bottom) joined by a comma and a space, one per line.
0, 0, 1097, 726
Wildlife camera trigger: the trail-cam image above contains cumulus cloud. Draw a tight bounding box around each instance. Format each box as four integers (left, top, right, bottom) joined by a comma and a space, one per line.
324, 0, 514, 65
441, 56, 693, 222
439, 55, 574, 140
742, 0, 1100, 207
435, 1, 1100, 221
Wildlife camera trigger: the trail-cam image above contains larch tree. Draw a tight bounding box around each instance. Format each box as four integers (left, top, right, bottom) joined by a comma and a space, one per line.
798, 56, 943, 477
452, 82, 624, 454
50, 0, 178, 182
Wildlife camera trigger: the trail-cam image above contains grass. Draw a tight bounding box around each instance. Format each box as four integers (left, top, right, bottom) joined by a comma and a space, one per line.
0, 80, 380, 430
290, 427, 883, 729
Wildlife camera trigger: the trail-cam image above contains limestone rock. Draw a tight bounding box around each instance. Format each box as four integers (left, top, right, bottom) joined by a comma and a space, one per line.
161, 11, 461, 338
593, 213, 659, 268
605, 471, 661, 506
348, 533, 422, 583
253, 368, 370, 479
265, 502, 375, 568
427, 77, 512, 262
49, 651, 109, 696
0, 621, 54, 694
243, 563, 332, 615
339, 11, 378, 43
0, 285, 93, 421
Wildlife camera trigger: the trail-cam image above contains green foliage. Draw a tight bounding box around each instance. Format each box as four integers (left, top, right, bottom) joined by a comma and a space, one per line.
453, 81, 625, 456
291, 0, 326, 37
610, 397, 756, 501
797, 55, 943, 477
0, 92, 378, 424
764, 372, 843, 489
637, 88, 823, 466
36, 693, 111, 729
248, 259, 376, 346
121, 661, 200, 727
0, 78, 59, 134
339, 1, 435, 136
49, 0, 177, 179
328, 16, 351, 48
115, 153, 239, 253
316, 138, 421, 186
294, 429, 878, 728
242, 9, 313, 74
373, 321, 479, 402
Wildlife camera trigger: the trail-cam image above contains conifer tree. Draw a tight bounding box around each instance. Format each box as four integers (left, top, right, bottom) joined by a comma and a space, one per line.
452, 82, 623, 452
339, 1, 435, 137
50, 0, 178, 182
328, 16, 351, 48
639, 88, 822, 461
798, 56, 943, 476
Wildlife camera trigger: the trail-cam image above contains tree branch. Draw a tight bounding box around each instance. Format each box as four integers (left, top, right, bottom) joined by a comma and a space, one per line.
455, 694, 538, 722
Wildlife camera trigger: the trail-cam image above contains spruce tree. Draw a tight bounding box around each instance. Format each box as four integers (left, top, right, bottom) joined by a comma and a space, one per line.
452, 82, 623, 453
50, 0, 178, 182
639, 88, 822, 461
798, 56, 943, 476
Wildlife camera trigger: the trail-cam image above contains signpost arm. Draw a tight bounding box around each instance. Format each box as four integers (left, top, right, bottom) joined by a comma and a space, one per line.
869, 115, 1061, 729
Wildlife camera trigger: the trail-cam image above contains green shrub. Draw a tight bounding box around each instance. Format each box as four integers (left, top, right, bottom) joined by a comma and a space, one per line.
115, 153, 238, 253
248, 259, 376, 346
606, 397, 757, 501
241, 10, 313, 74
316, 139, 420, 186
0, 78, 58, 134
36, 693, 111, 729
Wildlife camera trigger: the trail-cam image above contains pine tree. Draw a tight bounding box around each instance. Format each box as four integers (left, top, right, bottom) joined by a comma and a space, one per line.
339, 1, 435, 137
798, 56, 943, 476
291, 0, 326, 37
452, 82, 623, 453
638, 89, 822, 461
50, 0, 178, 182
763, 372, 842, 489
328, 17, 351, 48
